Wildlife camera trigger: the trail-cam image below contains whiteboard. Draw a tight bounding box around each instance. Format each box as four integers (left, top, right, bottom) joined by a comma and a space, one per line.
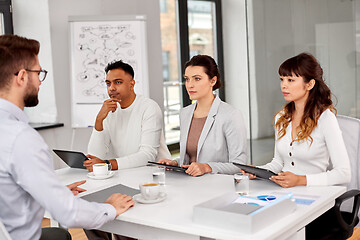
69, 15, 149, 128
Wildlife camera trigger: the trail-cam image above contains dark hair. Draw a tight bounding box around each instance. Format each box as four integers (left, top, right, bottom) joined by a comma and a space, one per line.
184, 55, 222, 90
105, 60, 134, 79
0, 35, 39, 90
275, 52, 336, 143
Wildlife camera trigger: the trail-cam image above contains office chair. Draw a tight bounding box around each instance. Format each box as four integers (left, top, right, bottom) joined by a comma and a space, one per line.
306, 115, 360, 240
40, 227, 72, 240
0, 220, 12, 240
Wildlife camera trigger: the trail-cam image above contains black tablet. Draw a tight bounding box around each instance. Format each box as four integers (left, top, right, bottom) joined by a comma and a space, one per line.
233, 163, 277, 180
148, 161, 187, 173
53, 149, 88, 169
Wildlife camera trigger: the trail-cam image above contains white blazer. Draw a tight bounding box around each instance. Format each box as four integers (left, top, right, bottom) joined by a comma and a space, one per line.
179, 96, 247, 174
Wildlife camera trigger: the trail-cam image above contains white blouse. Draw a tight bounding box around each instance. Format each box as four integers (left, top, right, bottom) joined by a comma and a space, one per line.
260, 109, 351, 186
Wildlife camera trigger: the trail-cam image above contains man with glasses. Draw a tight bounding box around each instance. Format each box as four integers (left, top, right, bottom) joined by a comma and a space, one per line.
0, 35, 134, 240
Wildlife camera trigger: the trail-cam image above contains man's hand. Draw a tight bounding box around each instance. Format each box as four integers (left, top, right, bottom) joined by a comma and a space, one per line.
105, 193, 134, 217
67, 180, 86, 196
181, 162, 212, 177
270, 171, 307, 188
95, 98, 121, 131
157, 158, 178, 166
84, 154, 104, 172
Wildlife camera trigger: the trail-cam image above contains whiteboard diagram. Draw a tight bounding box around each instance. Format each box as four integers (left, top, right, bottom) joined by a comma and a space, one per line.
69, 16, 149, 127
71, 18, 148, 103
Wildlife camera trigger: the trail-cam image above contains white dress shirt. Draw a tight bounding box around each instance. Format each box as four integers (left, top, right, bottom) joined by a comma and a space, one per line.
0, 98, 117, 240
88, 95, 171, 169
260, 109, 351, 186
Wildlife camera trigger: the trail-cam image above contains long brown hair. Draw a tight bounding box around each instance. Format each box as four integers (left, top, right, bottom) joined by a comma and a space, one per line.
275, 53, 336, 143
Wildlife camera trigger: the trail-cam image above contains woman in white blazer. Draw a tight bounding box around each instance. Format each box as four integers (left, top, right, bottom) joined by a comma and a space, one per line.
159, 55, 247, 176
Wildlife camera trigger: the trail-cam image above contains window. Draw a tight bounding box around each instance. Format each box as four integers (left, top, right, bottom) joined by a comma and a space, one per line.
0, 13, 4, 34
160, 0, 224, 147
160, 0, 168, 13
0, 0, 13, 34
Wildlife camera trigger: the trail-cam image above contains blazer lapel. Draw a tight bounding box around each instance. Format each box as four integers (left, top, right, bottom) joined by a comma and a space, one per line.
196, 96, 221, 160
180, 103, 196, 165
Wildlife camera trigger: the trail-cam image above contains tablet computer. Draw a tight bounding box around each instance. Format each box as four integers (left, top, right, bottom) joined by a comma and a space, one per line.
148, 161, 187, 173
53, 149, 88, 169
81, 184, 140, 203
233, 163, 277, 180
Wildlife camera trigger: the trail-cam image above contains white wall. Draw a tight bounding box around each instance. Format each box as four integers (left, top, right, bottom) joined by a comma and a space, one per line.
12, 0, 164, 169
12, 0, 57, 123
248, 0, 356, 139
316, 22, 356, 117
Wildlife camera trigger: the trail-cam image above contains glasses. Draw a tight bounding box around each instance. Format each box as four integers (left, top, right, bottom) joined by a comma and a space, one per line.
14, 69, 48, 82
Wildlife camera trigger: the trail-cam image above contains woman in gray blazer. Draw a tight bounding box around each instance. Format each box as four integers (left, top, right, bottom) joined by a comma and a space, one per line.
159, 55, 247, 176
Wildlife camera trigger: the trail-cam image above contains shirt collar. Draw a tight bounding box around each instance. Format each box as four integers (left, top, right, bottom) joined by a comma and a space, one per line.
0, 98, 29, 123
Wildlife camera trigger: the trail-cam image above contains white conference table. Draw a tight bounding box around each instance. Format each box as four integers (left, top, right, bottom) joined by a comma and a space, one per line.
55, 166, 345, 240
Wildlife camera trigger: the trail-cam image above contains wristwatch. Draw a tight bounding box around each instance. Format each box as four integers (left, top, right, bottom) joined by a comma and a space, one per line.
104, 159, 112, 170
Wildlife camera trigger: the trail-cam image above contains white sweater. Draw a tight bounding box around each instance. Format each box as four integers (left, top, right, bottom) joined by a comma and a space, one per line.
88, 95, 171, 169
260, 109, 351, 186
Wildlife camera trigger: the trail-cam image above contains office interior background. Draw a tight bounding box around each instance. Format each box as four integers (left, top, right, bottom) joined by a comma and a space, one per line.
2, 0, 359, 168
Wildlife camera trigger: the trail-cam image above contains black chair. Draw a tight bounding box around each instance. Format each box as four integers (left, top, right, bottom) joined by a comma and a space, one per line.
306, 116, 360, 240
306, 190, 360, 239
0, 220, 12, 240
40, 227, 72, 240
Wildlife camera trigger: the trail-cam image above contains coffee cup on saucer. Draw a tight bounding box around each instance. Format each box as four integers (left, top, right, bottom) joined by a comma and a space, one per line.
139, 183, 160, 200
93, 163, 111, 176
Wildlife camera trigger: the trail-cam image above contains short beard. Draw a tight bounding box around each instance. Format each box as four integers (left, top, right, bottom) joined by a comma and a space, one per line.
24, 80, 39, 107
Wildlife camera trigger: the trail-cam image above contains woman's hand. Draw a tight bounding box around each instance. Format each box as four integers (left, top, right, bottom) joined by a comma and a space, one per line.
270, 171, 307, 188
157, 158, 178, 166
182, 162, 212, 177
240, 169, 257, 180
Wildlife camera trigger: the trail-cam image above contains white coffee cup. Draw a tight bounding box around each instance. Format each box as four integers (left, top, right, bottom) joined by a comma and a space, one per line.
139, 183, 160, 200
93, 163, 111, 176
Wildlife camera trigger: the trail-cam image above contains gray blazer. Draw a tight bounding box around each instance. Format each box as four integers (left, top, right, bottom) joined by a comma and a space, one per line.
179, 96, 247, 174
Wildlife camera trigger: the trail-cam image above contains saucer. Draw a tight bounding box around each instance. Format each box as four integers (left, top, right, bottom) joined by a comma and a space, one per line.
133, 192, 167, 204
87, 171, 115, 180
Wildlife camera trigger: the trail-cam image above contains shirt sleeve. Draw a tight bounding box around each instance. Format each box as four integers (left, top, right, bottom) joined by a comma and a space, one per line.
306, 111, 351, 186
12, 128, 117, 229
88, 127, 111, 159
210, 109, 247, 174
258, 114, 284, 173
114, 103, 163, 169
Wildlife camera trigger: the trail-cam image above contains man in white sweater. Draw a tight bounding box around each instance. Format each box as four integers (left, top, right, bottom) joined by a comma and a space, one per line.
84, 60, 170, 172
